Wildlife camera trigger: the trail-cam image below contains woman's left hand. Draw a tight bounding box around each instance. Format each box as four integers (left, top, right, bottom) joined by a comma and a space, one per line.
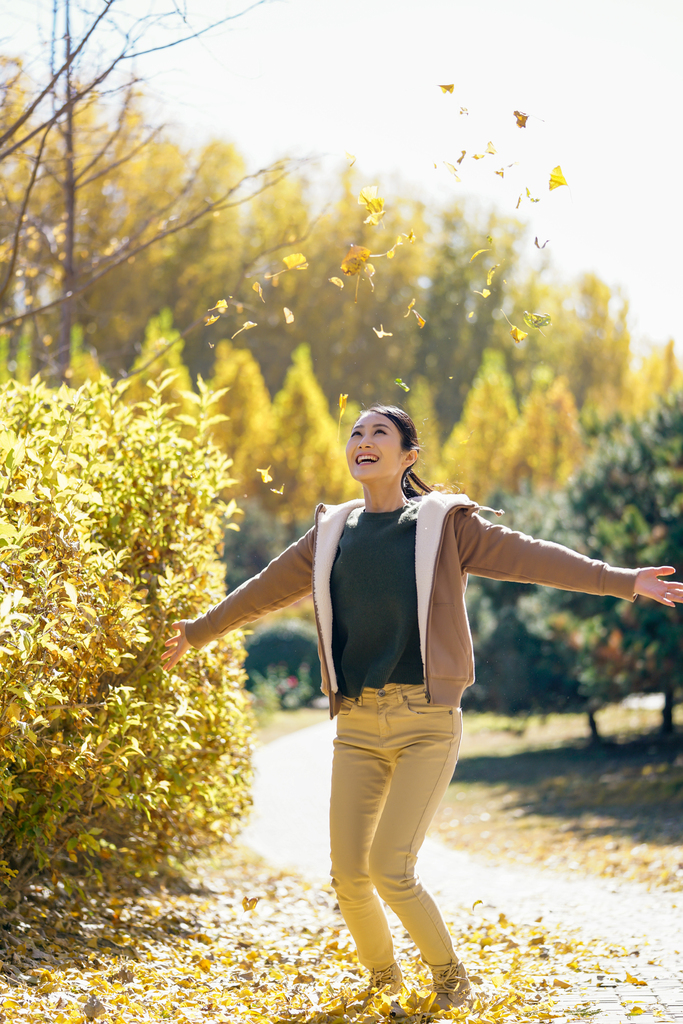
634, 566, 683, 607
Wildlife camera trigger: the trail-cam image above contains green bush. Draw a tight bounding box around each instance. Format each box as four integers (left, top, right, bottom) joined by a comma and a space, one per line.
244, 619, 321, 711
0, 372, 254, 898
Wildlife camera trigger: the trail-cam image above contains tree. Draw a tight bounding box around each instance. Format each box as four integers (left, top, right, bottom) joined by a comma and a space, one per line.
208, 340, 275, 498
440, 349, 518, 500
123, 309, 192, 411
270, 343, 358, 528
406, 376, 443, 486
508, 368, 584, 492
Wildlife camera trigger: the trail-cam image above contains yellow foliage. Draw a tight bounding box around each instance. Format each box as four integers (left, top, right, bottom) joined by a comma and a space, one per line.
619, 339, 682, 419
208, 340, 275, 496
124, 310, 193, 413
509, 370, 585, 491
271, 344, 358, 524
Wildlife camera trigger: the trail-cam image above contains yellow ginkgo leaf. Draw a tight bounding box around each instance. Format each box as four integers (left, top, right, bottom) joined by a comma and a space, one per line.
205, 315, 220, 326
523, 311, 552, 330
337, 393, 349, 440
64, 581, 78, 606
438, 84, 454, 93
328, 276, 344, 289
358, 185, 385, 226
283, 307, 294, 324
495, 168, 505, 178
395, 378, 410, 392
460, 106, 468, 115
231, 321, 257, 339
470, 248, 491, 263
412, 309, 426, 329
514, 110, 529, 127
373, 325, 393, 338
628, 1008, 644, 1016
486, 264, 500, 286
282, 252, 308, 270
252, 282, 265, 302
468, 312, 474, 319
242, 896, 260, 912
510, 325, 528, 343
625, 973, 647, 987
486, 141, 496, 154
474, 288, 491, 298
403, 298, 416, 318
527, 187, 540, 202
553, 979, 571, 990
364, 263, 375, 291
457, 150, 466, 165
549, 165, 568, 190
443, 162, 461, 180
345, 151, 356, 167
472, 899, 483, 910
257, 466, 273, 483
472, 153, 485, 160
207, 298, 229, 312
340, 245, 371, 276
270, 484, 284, 495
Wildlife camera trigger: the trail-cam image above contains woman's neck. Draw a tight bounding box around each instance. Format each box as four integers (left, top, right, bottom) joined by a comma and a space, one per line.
361, 482, 407, 514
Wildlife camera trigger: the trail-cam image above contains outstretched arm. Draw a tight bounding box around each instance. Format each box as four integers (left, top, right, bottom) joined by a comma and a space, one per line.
634, 566, 683, 607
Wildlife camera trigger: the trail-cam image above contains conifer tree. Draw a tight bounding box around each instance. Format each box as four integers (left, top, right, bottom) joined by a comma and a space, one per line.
271, 344, 358, 527
440, 349, 518, 501
208, 340, 275, 497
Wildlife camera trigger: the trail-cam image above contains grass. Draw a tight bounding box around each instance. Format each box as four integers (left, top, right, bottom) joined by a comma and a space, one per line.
434, 704, 683, 892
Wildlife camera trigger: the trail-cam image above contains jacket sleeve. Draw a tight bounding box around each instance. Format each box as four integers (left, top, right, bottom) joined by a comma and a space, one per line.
185, 527, 315, 649
454, 510, 638, 601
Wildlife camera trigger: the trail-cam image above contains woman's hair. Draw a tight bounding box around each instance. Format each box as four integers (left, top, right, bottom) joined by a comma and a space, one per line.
365, 404, 433, 499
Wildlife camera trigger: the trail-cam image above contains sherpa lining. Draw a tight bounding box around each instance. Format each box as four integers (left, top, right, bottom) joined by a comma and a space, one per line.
312, 493, 477, 692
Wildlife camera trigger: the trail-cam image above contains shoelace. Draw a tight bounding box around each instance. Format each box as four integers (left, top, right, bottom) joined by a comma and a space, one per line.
370, 965, 398, 988
432, 961, 469, 994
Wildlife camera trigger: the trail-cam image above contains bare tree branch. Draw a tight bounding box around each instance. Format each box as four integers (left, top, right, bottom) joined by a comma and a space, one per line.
123, 1, 270, 59
0, 126, 50, 308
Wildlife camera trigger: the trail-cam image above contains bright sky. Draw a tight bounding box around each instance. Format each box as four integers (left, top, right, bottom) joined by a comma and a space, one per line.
6, 0, 683, 353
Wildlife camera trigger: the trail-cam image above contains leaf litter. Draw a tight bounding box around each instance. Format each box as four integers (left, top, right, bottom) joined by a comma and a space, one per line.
0, 848, 663, 1024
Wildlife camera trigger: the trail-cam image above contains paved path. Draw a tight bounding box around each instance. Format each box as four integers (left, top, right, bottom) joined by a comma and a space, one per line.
241, 719, 683, 1019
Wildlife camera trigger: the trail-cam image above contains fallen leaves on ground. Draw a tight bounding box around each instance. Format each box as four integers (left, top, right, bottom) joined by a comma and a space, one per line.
0, 847, 657, 1024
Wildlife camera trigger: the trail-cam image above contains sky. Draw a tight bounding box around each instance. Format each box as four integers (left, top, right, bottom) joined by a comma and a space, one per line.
5, 0, 683, 354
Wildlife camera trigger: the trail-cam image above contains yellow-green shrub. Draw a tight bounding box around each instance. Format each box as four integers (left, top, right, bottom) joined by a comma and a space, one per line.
0, 372, 253, 898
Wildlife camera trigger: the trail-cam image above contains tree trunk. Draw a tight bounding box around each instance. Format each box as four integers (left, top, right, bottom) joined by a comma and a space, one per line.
58, 0, 76, 381
661, 688, 674, 735
588, 709, 601, 743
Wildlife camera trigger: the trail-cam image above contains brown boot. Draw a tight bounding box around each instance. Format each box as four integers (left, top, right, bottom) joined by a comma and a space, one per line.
430, 959, 473, 1011
368, 961, 403, 996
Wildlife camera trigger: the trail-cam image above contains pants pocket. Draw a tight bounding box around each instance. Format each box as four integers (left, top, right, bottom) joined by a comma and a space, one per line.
404, 689, 454, 716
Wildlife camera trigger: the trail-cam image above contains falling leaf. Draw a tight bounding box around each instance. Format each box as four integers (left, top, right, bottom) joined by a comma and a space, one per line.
495, 168, 505, 178
527, 187, 540, 202
472, 899, 483, 910
460, 107, 468, 115
510, 325, 528, 343
395, 378, 410, 392
364, 262, 375, 291
534, 237, 550, 249
514, 110, 529, 127
341, 245, 371, 276
473, 153, 485, 160
252, 281, 265, 302
270, 484, 284, 495
438, 84, 454, 93
358, 185, 385, 226
487, 235, 493, 245
486, 141, 497, 154
231, 321, 257, 339
486, 265, 500, 286
64, 581, 78, 606
282, 252, 308, 270
523, 311, 552, 330
328, 276, 344, 289
257, 466, 273, 483
345, 151, 356, 167
468, 312, 474, 319
205, 315, 220, 326
470, 248, 491, 263
456, 150, 466, 165
443, 162, 461, 180
549, 165, 568, 190
337, 393, 348, 440
412, 309, 426, 328
208, 298, 229, 312
474, 288, 491, 298
283, 307, 294, 324
242, 896, 260, 912
403, 298, 416, 317
373, 325, 393, 338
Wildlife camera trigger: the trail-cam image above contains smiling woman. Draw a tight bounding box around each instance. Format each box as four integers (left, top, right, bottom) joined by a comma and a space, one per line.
161, 402, 682, 1009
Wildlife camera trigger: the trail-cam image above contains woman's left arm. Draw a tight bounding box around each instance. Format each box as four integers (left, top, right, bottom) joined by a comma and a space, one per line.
455, 511, 682, 605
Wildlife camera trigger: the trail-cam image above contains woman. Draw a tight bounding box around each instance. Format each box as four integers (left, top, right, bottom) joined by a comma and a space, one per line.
162, 404, 681, 1010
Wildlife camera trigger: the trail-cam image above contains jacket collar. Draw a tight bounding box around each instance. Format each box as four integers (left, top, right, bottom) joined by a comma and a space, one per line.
312, 493, 478, 692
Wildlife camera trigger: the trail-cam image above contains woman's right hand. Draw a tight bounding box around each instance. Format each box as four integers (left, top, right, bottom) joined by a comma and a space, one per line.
161, 620, 191, 672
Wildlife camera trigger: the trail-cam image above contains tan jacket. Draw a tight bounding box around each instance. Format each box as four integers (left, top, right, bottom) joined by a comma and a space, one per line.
185, 492, 639, 717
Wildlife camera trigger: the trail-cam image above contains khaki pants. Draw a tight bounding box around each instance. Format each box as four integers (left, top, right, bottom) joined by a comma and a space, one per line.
330, 682, 462, 970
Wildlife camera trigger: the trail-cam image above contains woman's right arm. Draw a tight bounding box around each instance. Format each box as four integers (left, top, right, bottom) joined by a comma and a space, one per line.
162, 526, 315, 671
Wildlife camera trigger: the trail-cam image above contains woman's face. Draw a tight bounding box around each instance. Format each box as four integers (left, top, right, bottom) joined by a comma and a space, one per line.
346, 412, 417, 487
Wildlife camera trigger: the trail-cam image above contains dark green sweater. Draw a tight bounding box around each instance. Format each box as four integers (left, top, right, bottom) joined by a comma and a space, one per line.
330, 502, 423, 698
